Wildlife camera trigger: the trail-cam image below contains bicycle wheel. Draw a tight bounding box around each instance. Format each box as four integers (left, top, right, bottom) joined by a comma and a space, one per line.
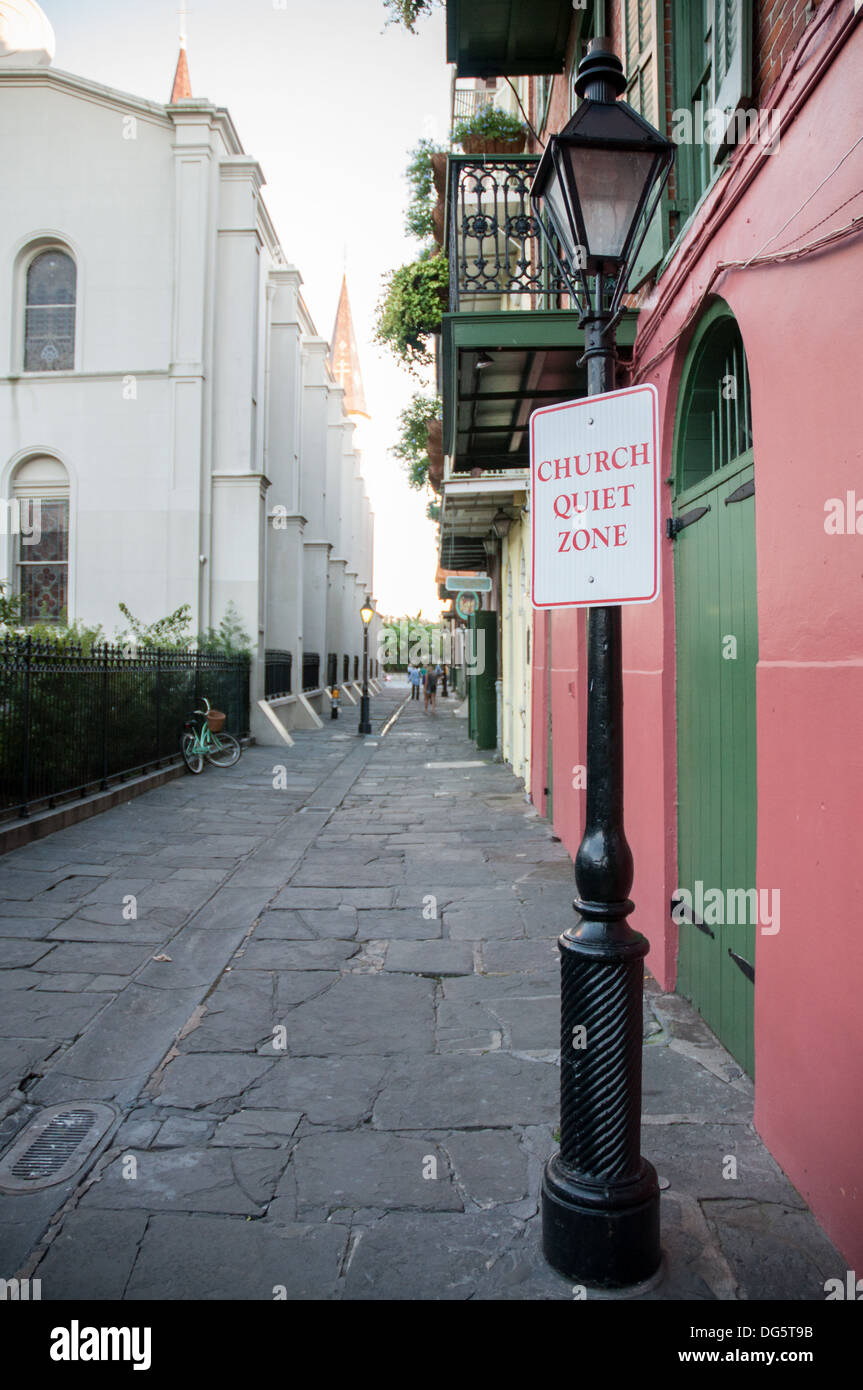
205, 733, 242, 768
181, 732, 204, 774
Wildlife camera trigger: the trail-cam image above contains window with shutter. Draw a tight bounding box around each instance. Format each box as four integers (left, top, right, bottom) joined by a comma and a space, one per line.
672, 0, 753, 221
623, 0, 667, 288
711, 0, 752, 158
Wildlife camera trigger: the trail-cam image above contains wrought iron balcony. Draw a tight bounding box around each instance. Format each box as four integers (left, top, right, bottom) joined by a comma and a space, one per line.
447, 155, 566, 313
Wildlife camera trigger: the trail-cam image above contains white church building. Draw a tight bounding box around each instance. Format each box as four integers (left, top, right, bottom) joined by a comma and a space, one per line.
0, 2, 377, 737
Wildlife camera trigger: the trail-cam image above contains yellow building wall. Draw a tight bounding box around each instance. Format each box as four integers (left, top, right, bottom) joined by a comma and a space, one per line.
500, 513, 532, 790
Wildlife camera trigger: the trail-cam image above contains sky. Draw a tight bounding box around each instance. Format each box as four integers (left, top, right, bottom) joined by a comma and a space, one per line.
44, 0, 451, 620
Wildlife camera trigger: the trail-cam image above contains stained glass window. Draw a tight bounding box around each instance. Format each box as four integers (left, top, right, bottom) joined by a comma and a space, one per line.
25, 250, 76, 372
17, 499, 69, 622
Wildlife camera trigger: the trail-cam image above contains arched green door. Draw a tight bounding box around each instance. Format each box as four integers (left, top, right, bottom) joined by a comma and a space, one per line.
672, 302, 758, 1077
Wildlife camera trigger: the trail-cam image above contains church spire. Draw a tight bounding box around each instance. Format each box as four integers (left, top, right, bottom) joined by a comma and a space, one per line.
170, 43, 192, 102
329, 275, 369, 420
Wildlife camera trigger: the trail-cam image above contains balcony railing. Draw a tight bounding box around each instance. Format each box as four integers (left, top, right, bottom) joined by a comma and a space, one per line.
448, 155, 566, 313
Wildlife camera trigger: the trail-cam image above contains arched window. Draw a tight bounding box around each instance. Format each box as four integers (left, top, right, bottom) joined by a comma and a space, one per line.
675, 305, 752, 495
24, 249, 76, 372
12, 457, 70, 623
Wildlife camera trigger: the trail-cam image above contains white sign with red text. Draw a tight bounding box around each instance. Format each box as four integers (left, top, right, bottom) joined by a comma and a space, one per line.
530, 383, 660, 608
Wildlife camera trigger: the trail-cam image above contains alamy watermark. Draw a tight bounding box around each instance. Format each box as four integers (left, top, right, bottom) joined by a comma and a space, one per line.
673, 880, 780, 936
0, 498, 41, 545
671, 102, 780, 154
378, 621, 486, 675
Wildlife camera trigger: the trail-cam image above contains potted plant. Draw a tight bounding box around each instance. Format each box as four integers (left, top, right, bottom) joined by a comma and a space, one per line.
374, 251, 449, 372
426, 417, 444, 490
452, 105, 527, 156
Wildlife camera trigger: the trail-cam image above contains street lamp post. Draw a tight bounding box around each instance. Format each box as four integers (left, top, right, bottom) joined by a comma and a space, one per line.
530, 38, 674, 1288
358, 595, 374, 736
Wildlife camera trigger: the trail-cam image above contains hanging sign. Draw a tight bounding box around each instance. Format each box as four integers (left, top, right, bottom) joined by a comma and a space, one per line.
445, 575, 492, 593
454, 591, 479, 619
530, 383, 660, 608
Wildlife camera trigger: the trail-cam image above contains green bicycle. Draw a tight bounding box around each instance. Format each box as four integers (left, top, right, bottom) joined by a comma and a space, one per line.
180, 697, 242, 774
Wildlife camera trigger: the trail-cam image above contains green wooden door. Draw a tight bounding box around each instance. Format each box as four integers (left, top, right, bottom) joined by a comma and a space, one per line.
545, 612, 553, 823
673, 305, 758, 1077
675, 458, 757, 1075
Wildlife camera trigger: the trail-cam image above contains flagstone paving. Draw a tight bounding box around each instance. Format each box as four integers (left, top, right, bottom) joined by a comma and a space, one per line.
0, 683, 845, 1300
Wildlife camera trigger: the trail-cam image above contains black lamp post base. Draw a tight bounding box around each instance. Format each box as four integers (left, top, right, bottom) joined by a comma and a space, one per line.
358, 696, 372, 735
542, 1153, 661, 1288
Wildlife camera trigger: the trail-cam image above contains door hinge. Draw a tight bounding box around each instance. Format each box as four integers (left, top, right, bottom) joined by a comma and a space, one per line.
666, 505, 710, 539
670, 894, 715, 938
727, 948, 755, 983
725, 480, 755, 505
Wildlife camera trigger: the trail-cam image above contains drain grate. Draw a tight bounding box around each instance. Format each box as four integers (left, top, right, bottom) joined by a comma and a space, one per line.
0, 1102, 116, 1193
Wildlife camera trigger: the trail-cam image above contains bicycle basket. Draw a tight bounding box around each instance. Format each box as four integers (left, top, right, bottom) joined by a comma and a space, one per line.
206, 709, 227, 733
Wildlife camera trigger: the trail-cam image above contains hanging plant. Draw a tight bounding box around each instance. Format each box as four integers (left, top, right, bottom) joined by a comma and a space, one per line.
382, 0, 441, 32
391, 392, 443, 491
374, 251, 449, 372
404, 139, 447, 243
452, 104, 528, 156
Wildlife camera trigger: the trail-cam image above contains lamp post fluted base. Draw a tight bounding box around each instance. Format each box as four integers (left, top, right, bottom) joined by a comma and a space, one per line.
542, 1153, 660, 1288
358, 695, 372, 736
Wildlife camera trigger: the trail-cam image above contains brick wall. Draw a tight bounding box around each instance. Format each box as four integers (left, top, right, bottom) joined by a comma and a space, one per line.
754, 0, 828, 99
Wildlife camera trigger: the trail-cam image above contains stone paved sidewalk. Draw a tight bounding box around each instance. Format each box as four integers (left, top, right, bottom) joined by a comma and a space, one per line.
0, 682, 843, 1299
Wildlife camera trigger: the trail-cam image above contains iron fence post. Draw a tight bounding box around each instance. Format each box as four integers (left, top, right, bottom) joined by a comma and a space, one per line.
21, 635, 32, 818
100, 644, 109, 790
155, 648, 162, 763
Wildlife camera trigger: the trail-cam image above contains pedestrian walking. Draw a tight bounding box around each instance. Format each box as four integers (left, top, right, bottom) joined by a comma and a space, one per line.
408, 663, 421, 700
424, 663, 438, 713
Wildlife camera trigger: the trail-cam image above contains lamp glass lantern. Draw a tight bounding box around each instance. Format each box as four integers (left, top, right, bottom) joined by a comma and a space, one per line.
360, 597, 374, 626
530, 46, 674, 314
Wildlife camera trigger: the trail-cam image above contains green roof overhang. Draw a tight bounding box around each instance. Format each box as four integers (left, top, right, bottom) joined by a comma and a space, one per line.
446, 0, 573, 77
441, 309, 638, 470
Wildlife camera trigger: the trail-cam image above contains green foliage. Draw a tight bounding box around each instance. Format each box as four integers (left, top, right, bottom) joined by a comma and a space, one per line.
375, 250, 449, 372
452, 104, 527, 147
197, 602, 253, 658
117, 601, 253, 657
426, 500, 441, 523
26, 618, 105, 652
404, 138, 446, 242
382, 0, 440, 32
0, 582, 24, 629
392, 392, 441, 490
117, 602, 194, 649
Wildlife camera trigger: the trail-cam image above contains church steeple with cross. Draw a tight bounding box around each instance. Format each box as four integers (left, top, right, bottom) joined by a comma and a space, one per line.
169, 4, 193, 103
329, 275, 369, 422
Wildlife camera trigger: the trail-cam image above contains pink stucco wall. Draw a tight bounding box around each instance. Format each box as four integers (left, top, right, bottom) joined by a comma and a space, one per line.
531, 5, 863, 1264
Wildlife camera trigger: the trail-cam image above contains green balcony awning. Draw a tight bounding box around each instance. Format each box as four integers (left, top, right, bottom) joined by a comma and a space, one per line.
441, 310, 638, 474
446, 0, 573, 77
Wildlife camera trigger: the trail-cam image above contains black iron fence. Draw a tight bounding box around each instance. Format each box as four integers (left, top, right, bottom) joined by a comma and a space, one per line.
302, 652, 320, 692
0, 638, 250, 822
265, 649, 292, 698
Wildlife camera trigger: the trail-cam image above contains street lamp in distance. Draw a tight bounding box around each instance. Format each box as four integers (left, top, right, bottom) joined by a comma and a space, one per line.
530, 37, 674, 1290
358, 595, 374, 736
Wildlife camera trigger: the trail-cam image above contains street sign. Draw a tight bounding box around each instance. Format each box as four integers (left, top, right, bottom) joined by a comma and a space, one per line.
445, 575, 492, 593
530, 383, 660, 608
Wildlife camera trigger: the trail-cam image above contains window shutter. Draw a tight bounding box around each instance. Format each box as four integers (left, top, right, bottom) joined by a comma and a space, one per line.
623, 0, 666, 288
711, 0, 753, 163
